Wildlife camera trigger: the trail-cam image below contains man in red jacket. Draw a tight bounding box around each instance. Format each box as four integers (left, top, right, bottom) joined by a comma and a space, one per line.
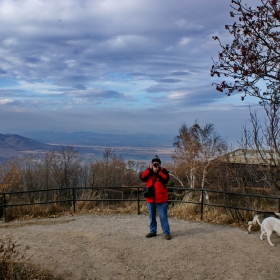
140, 155, 171, 240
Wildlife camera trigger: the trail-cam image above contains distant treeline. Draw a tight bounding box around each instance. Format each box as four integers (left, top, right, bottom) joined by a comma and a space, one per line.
0, 146, 146, 193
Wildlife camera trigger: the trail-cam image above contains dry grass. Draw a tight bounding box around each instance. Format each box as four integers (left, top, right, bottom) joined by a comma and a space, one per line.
75, 200, 148, 215
168, 203, 249, 229
4, 203, 71, 222
0, 235, 62, 280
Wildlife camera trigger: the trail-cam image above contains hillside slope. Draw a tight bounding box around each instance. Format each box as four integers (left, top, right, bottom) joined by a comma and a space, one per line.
0, 133, 51, 151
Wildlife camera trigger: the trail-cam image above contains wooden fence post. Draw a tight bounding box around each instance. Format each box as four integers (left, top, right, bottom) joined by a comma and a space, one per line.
72, 188, 76, 213
200, 189, 204, 220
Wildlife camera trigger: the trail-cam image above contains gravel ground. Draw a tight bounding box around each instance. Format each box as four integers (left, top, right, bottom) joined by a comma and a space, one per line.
1, 213, 280, 280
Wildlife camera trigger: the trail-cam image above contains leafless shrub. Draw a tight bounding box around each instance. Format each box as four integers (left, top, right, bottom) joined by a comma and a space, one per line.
0, 235, 62, 280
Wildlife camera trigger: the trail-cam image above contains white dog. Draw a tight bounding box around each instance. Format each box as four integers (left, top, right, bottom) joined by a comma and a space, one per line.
248, 212, 280, 233
260, 217, 280, 246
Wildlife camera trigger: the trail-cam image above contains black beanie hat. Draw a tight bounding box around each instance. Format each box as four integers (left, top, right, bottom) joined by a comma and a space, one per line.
152, 155, 161, 164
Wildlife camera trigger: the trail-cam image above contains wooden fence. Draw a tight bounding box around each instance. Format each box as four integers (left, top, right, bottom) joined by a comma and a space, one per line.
0, 186, 280, 222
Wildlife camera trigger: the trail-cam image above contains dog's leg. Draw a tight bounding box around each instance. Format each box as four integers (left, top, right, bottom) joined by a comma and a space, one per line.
266, 230, 275, 246
272, 212, 280, 234
260, 230, 265, 241
272, 213, 280, 236
248, 222, 253, 233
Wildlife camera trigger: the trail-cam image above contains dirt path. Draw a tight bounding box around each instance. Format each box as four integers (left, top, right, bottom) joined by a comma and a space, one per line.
1, 213, 280, 280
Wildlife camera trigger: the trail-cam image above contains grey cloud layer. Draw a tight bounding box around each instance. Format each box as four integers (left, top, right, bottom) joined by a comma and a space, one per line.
0, 0, 230, 82
0, 0, 260, 146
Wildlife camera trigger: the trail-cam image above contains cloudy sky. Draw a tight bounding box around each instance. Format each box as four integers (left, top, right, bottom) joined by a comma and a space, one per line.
0, 0, 262, 146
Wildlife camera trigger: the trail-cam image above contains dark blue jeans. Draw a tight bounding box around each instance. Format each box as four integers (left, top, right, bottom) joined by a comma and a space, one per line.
147, 202, 170, 235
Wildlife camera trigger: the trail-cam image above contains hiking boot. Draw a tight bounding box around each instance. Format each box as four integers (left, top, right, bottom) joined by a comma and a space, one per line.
163, 234, 172, 240
145, 233, 157, 238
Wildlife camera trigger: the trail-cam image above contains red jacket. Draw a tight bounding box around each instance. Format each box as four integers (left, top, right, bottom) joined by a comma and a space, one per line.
140, 167, 169, 203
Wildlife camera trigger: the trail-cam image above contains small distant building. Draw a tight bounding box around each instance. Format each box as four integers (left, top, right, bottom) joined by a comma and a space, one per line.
217, 149, 277, 166
215, 149, 280, 194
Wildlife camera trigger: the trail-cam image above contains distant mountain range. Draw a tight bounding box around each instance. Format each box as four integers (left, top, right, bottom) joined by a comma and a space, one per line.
0, 131, 175, 162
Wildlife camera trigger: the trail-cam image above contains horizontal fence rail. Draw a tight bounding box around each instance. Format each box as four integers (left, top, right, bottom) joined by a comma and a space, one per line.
0, 186, 280, 222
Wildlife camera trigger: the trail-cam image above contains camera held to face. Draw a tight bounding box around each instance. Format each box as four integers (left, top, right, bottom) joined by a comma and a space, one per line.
153, 163, 159, 168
